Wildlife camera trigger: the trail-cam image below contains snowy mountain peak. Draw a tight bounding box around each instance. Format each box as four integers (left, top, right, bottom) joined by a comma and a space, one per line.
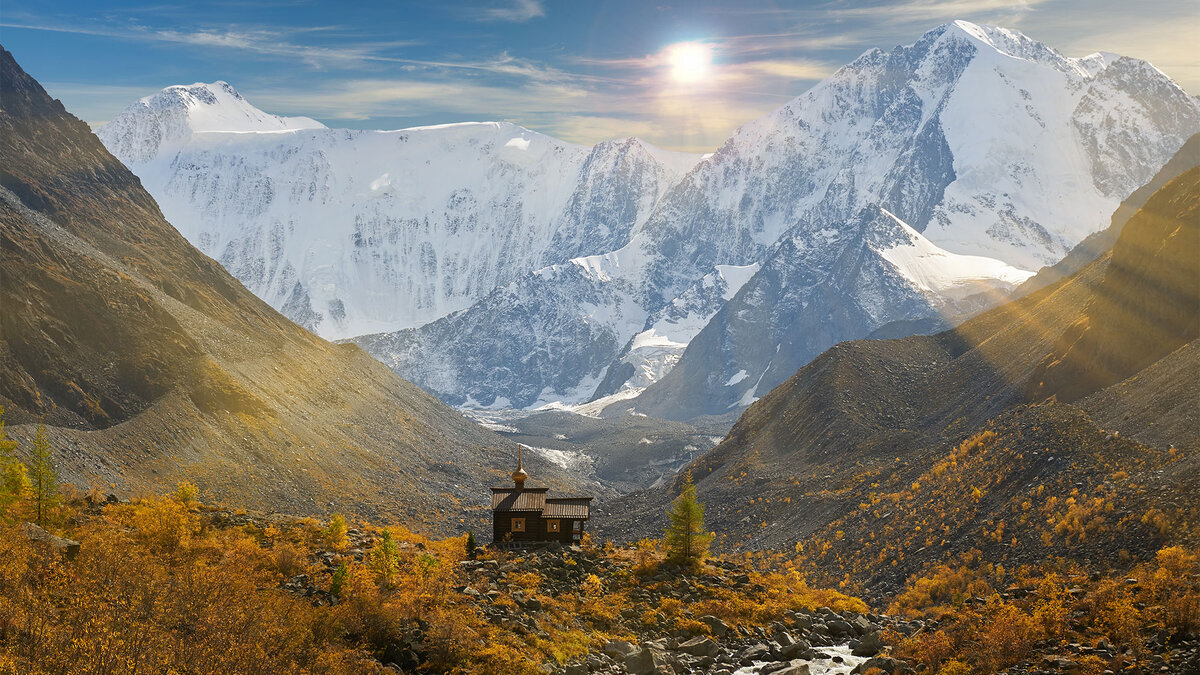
144, 80, 325, 134
940, 20, 1064, 63
97, 81, 324, 163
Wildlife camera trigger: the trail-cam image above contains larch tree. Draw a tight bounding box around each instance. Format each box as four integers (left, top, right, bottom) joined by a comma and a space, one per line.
0, 406, 30, 507
28, 421, 59, 526
664, 473, 712, 567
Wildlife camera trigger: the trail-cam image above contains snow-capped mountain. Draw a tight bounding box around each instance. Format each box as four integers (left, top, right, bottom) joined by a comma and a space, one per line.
97, 84, 700, 338
617, 205, 1034, 419
352, 21, 1198, 416
100, 21, 1200, 420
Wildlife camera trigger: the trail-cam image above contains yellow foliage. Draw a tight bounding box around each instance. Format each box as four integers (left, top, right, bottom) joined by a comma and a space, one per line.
124, 495, 198, 554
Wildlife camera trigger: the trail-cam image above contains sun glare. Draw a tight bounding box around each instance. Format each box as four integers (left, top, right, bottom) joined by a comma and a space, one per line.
667, 42, 712, 84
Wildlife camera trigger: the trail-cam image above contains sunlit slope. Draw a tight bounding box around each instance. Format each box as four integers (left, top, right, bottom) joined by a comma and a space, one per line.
1029, 168, 1199, 403
0, 47, 579, 529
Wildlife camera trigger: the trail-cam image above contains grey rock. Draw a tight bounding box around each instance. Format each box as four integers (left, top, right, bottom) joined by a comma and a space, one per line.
603, 640, 637, 659
677, 636, 719, 658
701, 615, 731, 637
20, 522, 80, 560
625, 647, 670, 675
852, 632, 884, 657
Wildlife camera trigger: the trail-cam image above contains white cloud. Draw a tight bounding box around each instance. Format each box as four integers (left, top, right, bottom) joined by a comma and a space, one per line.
479, 0, 546, 23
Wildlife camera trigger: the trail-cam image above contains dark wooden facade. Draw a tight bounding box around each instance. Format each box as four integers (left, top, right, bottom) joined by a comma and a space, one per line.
491, 446, 593, 545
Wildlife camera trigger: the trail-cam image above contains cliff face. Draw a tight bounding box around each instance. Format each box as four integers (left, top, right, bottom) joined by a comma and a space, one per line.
0, 47, 588, 530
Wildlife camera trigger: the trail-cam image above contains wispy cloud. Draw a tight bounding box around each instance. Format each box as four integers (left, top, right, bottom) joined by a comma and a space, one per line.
14, 0, 1197, 155
479, 0, 546, 23
0, 19, 422, 69
826, 0, 1050, 20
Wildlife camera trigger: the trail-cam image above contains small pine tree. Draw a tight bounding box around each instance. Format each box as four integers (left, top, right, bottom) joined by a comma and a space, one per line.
0, 406, 30, 508
664, 473, 712, 567
329, 562, 349, 598
465, 530, 478, 559
28, 422, 59, 526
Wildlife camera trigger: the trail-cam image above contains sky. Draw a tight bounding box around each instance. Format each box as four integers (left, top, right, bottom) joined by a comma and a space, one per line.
2, 0, 1197, 153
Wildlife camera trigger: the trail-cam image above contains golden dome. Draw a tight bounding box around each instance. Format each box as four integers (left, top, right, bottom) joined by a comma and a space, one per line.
512, 444, 528, 487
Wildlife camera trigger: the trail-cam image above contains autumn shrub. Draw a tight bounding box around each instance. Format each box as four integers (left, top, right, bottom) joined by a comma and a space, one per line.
633, 538, 661, 575
127, 495, 198, 554
275, 540, 309, 577
508, 570, 543, 592
581, 572, 603, 598
1090, 581, 1144, 652
174, 481, 200, 507
888, 560, 995, 616
1027, 575, 1070, 638
0, 520, 350, 673
895, 628, 956, 670
1146, 546, 1200, 633
329, 562, 349, 598
978, 599, 1040, 670
369, 530, 401, 589
937, 660, 972, 675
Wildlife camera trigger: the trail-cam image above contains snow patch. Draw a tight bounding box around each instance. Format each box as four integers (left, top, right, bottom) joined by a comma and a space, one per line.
876, 208, 1035, 300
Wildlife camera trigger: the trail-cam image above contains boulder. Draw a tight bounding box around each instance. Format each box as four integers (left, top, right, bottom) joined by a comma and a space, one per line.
854, 657, 903, 674
625, 646, 670, 675
701, 615, 731, 637
850, 615, 874, 635
603, 640, 637, 659
773, 662, 811, 675
739, 643, 771, 665
21, 522, 80, 560
781, 639, 813, 660
852, 631, 884, 657
826, 619, 854, 637
677, 636, 719, 658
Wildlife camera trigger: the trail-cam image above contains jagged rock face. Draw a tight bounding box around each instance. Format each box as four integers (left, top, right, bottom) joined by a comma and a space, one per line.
98, 97, 698, 339
355, 261, 645, 408
102, 22, 1200, 418
624, 207, 1018, 419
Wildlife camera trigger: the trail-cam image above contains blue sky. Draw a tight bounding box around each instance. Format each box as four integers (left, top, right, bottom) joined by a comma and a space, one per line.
2, 0, 1196, 152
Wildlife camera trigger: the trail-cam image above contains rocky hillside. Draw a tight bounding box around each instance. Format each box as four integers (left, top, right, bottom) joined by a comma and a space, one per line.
7, 492, 1197, 675
0, 47, 586, 530
600, 164, 1200, 595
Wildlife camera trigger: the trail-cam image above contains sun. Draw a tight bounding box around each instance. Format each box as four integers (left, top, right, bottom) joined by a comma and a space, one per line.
667, 42, 712, 84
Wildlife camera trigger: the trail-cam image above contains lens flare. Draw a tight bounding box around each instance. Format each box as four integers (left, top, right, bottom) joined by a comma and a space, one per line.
667, 42, 712, 84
